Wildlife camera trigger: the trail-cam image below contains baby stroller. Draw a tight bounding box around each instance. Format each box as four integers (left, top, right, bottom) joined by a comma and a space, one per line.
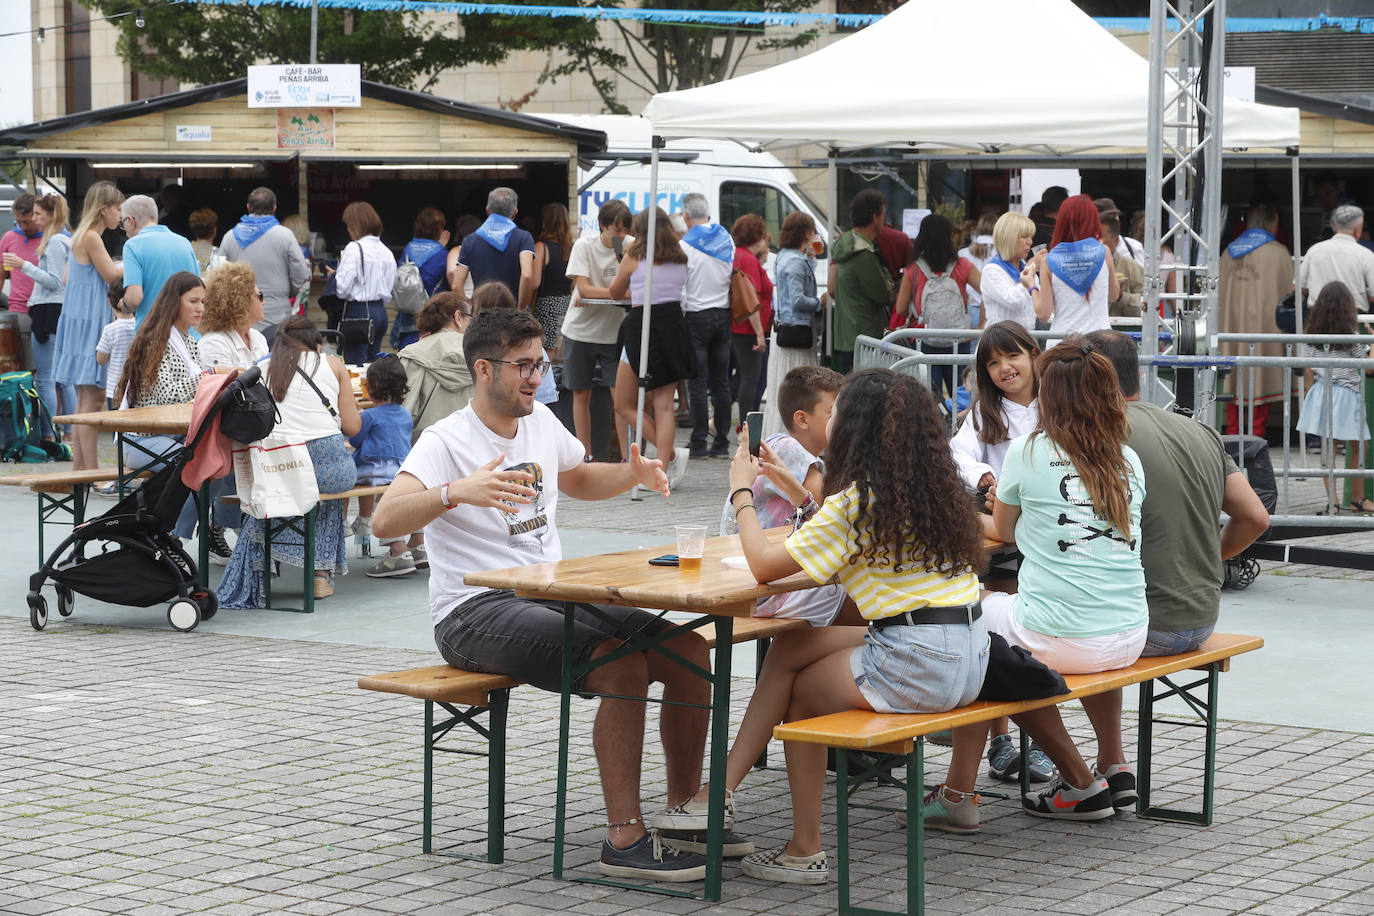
26, 368, 263, 633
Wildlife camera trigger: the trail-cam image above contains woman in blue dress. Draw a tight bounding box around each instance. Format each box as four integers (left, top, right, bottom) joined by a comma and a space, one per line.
54, 181, 125, 470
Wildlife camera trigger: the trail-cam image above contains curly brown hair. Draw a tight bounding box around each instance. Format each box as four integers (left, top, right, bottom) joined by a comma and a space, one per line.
201, 261, 257, 334
823, 369, 986, 577
1032, 341, 1135, 538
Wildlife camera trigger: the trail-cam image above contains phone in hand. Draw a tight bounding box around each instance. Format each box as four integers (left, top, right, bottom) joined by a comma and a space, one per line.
746, 411, 764, 458
649, 554, 679, 567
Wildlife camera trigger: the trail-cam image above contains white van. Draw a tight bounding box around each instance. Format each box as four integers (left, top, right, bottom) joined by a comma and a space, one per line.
534, 114, 829, 279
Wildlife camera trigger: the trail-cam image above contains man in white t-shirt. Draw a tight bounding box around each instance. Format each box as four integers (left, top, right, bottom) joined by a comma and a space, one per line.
1300, 204, 1374, 307
562, 199, 632, 459
373, 308, 712, 882
679, 192, 736, 458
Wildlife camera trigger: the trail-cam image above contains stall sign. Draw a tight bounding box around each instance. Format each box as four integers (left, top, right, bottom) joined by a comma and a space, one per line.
277, 108, 336, 150
249, 64, 361, 108
176, 125, 212, 142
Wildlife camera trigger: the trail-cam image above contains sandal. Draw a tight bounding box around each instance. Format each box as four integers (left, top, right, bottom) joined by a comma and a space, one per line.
1350, 499, 1374, 515
1316, 506, 1340, 516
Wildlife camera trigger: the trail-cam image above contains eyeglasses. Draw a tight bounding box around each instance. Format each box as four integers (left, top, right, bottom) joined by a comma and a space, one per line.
484, 358, 550, 380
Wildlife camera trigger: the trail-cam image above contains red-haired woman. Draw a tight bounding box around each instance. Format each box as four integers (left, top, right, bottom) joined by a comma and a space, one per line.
730, 214, 772, 422
1032, 195, 1120, 339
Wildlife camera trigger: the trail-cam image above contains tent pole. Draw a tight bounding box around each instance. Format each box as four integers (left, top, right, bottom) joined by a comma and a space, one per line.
310, 0, 319, 63
826, 148, 837, 361
634, 139, 663, 460
1290, 149, 1302, 336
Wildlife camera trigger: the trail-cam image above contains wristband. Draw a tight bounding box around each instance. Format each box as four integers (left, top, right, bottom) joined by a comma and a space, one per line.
439, 482, 456, 510
729, 486, 754, 506
735, 502, 756, 518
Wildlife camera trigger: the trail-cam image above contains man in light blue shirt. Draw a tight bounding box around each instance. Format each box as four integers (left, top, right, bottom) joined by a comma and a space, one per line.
120, 194, 200, 327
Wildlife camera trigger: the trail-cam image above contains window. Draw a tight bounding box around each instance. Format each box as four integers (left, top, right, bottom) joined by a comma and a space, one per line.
719, 182, 800, 251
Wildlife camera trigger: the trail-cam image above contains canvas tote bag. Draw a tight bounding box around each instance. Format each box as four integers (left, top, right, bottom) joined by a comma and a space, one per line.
232, 435, 320, 519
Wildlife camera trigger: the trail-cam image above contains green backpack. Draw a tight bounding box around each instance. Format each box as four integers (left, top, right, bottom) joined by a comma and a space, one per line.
0, 371, 71, 463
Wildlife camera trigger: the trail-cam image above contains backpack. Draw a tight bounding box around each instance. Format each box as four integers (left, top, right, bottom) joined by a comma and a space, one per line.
391, 256, 426, 316
915, 258, 967, 345
0, 371, 70, 463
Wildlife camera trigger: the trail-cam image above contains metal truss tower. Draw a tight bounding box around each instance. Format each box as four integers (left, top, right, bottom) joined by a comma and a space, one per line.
1143, 0, 1226, 420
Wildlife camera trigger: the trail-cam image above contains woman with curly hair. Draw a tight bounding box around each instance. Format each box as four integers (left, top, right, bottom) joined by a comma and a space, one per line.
935, 340, 1147, 833
715, 368, 990, 884
200, 261, 269, 370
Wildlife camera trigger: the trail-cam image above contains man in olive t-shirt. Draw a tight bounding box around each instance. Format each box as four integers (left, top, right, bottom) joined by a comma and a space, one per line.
1085, 331, 1270, 654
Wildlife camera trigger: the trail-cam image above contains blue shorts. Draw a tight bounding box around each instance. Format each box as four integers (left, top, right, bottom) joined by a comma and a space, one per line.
850, 617, 989, 714
1141, 625, 1214, 657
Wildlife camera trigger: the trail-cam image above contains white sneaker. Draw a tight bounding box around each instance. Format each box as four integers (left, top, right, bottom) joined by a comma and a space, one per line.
666, 447, 689, 490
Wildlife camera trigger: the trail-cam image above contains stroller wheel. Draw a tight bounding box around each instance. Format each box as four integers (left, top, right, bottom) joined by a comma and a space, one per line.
56, 586, 75, 617
167, 598, 201, 633
192, 590, 219, 621
28, 593, 48, 631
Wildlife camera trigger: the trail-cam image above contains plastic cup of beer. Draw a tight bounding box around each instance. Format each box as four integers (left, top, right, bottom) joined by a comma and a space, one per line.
675, 525, 707, 572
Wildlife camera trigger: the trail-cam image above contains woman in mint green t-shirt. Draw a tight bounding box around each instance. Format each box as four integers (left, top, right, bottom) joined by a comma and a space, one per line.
936, 341, 1148, 832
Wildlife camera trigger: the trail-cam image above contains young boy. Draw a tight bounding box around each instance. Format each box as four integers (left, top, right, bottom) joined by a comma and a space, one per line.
653, 366, 846, 855
95, 280, 136, 410
562, 199, 632, 458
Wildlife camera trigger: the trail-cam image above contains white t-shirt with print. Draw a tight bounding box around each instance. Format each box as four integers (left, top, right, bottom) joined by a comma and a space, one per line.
562, 236, 625, 345
399, 401, 586, 626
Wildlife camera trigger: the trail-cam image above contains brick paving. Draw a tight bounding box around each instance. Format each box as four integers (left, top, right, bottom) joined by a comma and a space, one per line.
4, 620, 1374, 915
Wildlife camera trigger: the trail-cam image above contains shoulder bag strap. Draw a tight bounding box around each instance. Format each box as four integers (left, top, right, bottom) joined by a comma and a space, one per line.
294, 359, 339, 420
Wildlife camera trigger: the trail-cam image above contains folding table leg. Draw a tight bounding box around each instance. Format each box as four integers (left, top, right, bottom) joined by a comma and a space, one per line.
302, 508, 317, 614
553, 603, 575, 880
1137, 664, 1220, 826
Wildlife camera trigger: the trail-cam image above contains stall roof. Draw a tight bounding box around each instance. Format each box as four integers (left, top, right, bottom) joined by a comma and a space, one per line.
0, 79, 607, 154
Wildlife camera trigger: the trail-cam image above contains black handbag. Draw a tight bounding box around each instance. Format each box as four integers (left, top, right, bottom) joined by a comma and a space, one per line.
775, 323, 814, 349
219, 371, 279, 444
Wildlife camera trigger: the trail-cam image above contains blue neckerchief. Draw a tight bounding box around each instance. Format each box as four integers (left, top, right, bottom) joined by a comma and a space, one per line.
404, 237, 444, 264
681, 222, 734, 264
988, 253, 1024, 284
9, 224, 42, 241
231, 214, 280, 249
1046, 238, 1106, 297
1226, 227, 1276, 260
474, 214, 517, 253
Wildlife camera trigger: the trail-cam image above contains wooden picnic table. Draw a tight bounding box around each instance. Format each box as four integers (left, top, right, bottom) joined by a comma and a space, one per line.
54, 402, 194, 436
464, 529, 1011, 902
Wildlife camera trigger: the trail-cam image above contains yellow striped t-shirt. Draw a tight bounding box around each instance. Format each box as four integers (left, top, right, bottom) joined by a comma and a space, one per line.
784, 484, 981, 621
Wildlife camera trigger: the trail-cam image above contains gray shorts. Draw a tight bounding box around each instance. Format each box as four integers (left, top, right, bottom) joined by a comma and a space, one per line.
434, 589, 672, 696
561, 337, 620, 391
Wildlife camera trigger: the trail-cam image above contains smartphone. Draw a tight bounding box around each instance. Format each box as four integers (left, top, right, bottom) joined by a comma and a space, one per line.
746, 411, 764, 458
649, 554, 679, 567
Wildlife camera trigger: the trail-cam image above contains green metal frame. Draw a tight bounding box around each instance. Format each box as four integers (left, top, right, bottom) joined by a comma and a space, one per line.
835, 742, 926, 916
422, 692, 509, 863
1137, 664, 1220, 826
553, 603, 732, 902
259, 507, 319, 614
34, 483, 88, 564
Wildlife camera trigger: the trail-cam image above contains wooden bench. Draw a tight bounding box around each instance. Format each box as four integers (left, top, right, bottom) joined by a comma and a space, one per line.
0, 467, 151, 563
222, 484, 388, 613
771, 633, 1264, 916
358, 615, 806, 863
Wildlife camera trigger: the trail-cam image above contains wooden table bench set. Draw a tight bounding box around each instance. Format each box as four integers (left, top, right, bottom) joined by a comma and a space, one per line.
357, 532, 1264, 914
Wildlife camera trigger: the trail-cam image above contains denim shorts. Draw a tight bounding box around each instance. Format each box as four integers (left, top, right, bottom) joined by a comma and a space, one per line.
850, 617, 990, 714
434, 589, 673, 696
1141, 625, 1214, 657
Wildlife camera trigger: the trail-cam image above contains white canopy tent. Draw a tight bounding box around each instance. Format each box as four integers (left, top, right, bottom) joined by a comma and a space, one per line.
642, 0, 1300, 153
623, 0, 1302, 465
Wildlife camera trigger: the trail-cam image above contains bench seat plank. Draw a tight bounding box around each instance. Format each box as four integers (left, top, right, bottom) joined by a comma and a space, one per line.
222, 484, 388, 506
774, 633, 1263, 750
0, 468, 128, 489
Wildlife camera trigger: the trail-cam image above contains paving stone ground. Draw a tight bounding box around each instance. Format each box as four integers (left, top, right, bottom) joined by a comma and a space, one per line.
4, 620, 1374, 916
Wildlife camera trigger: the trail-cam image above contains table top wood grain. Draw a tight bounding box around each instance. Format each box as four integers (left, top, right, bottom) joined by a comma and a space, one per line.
465, 531, 1011, 618
54, 403, 194, 436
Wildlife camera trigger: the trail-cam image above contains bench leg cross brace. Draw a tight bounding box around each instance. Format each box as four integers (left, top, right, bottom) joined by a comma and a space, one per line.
836, 740, 926, 916
1137, 664, 1220, 826
35, 485, 87, 566
422, 693, 509, 863
553, 603, 731, 902
260, 508, 319, 614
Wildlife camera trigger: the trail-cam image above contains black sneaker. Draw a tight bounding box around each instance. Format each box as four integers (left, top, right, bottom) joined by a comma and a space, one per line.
708, 445, 731, 458
657, 828, 755, 857
208, 525, 232, 566
689, 446, 711, 459
599, 832, 707, 882
1095, 763, 1137, 810
1022, 777, 1116, 822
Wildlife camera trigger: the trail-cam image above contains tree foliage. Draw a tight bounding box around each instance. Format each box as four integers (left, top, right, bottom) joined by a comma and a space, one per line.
85, 0, 601, 92
544, 0, 824, 114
